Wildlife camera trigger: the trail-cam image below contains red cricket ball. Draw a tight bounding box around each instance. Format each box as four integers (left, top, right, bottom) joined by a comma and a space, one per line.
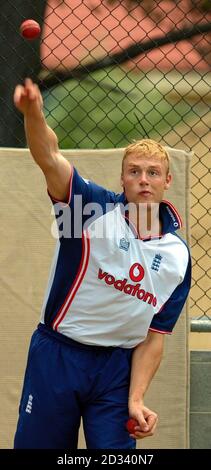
20, 19, 41, 40
126, 418, 139, 433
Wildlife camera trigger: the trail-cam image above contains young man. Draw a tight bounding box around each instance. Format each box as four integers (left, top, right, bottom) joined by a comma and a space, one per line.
13, 79, 191, 449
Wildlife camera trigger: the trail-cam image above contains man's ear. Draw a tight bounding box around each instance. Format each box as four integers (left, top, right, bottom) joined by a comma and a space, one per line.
164, 173, 172, 190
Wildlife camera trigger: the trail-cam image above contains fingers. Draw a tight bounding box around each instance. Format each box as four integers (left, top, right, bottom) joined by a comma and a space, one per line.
14, 78, 39, 102
13, 84, 26, 107
14, 78, 43, 113
129, 425, 157, 440
129, 413, 158, 440
25, 79, 43, 107
136, 418, 149, 433
24, 78, 38, 101
147, 413, 158, 430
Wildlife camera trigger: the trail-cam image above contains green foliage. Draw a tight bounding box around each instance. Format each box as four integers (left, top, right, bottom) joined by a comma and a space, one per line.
43, 67, 198, 149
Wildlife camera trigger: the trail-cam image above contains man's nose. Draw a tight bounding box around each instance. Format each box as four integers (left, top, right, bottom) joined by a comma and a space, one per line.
139, 172, 149, 184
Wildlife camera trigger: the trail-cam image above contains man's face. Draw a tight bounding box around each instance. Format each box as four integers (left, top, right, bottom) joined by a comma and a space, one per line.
121, 152, 172, 204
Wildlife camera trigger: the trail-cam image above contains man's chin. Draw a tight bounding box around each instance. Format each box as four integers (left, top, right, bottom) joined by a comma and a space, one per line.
137, 196, 155, 204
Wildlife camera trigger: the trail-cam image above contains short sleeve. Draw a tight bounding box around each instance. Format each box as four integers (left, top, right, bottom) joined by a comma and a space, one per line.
149, 254, 191, 334
49, 167, 124, 239
70, 167, 119, 209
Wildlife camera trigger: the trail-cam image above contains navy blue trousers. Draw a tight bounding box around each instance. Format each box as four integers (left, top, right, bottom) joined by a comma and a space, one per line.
14, 325, 135, 449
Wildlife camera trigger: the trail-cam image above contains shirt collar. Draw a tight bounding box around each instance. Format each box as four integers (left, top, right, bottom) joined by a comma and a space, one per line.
119, 195, 182, 238
160, 199, 182, 235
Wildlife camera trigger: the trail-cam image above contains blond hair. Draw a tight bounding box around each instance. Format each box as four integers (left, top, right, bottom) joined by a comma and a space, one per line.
122, 139, 170, 174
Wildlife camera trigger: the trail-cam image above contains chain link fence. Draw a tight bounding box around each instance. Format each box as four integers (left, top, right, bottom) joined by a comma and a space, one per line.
1, 0, 211, 332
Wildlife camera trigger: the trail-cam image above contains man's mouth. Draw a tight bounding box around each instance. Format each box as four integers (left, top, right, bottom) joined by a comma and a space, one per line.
139, 191, 152, 196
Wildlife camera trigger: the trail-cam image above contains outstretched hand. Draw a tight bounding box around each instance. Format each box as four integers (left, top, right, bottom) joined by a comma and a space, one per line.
14, 78, 43, 118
